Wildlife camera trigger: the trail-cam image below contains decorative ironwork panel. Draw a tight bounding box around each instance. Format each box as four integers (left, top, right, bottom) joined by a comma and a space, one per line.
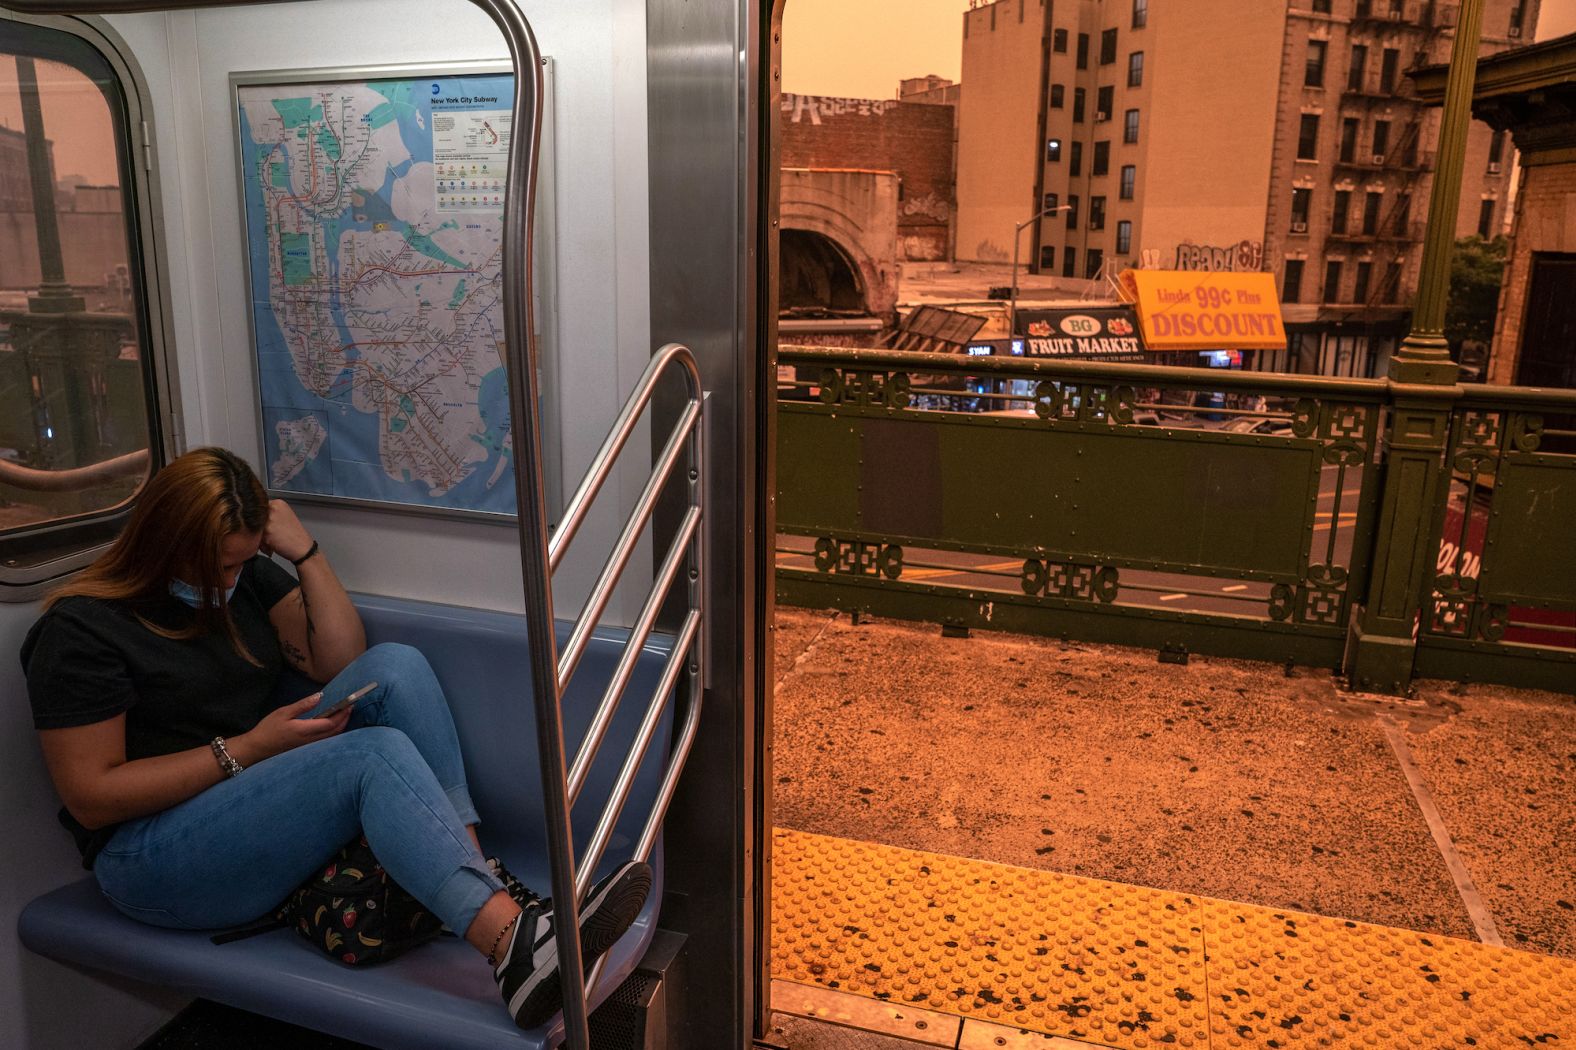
813, 537, 903, 580
1021, 559, 1119, 603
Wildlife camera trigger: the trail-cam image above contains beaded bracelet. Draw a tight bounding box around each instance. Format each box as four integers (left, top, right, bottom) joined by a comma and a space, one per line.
210, 736, 244, 778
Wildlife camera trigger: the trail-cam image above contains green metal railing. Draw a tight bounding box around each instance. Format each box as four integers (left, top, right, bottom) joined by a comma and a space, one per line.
773, 345, 1576, 694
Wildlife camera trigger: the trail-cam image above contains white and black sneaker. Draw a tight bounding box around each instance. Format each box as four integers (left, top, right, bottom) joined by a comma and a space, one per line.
494, 860, 653, 1030
487, 856, 543, 911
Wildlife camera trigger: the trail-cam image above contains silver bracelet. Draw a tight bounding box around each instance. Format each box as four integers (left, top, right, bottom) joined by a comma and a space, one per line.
210, 736, 244, 778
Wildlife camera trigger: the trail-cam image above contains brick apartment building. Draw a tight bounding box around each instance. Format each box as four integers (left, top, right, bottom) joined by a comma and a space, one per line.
955, 0, 1531, 378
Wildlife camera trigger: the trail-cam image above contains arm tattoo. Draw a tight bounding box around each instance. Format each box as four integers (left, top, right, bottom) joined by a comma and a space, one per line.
298, 587, 317, 640
280, 638, 309, 671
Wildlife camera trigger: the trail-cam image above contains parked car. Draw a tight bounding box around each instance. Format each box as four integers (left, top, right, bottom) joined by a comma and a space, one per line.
1222, 416, 1295, 437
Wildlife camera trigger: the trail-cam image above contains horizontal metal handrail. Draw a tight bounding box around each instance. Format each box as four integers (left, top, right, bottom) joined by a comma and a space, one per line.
1456, 385, 1576, 411
0, 448, 149, 491
576, 608, 702, 900
567, 504, 702, 804
780, 345, 1391, 398
549, 343, 704, 573
783, 345, 1576, 414
556, 398, 701, 692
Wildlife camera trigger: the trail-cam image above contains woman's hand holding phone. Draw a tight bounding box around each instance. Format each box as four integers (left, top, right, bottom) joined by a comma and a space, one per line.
230, 693, 352, 765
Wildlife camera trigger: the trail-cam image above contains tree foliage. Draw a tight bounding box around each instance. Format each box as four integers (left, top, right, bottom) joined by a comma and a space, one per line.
1445, 235, 1509, 349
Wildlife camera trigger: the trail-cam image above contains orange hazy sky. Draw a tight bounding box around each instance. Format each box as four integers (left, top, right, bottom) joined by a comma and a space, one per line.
784, 0, 1576, 99
0, 57, 120, 186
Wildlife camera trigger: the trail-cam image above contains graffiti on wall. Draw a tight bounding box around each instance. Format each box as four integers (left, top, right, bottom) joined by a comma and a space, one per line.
781, 93, 900, 125
900, 191, 950, 223
1173, 239, 1266, 273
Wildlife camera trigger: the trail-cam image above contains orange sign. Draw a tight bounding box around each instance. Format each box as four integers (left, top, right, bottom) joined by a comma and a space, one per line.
1125, 270, 1287, 351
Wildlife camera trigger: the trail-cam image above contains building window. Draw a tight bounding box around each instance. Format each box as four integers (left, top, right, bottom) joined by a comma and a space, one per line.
1284, 259, 1305, 303
1124, 108, 1140, 143
1043, 192, 1059, 213
1488, 129, 1506, 169
1383, 262, 1402, 302
1097, 85, 1114, 120
1380, 49, 1399, 94
0, 16, 169, 589
1297, 114, 1320, 160
1100, 28, 1118, 65
1067, 195, 1079, 229
1478, 198, 1496, 238
1312, 0, 1331, 11
1396, 192, 1412, 232
1092, 140, 1110, 176
1510, 5, 1525, 35
1128, 51, 1145, 87
1070, 140, 1083, 175
1073, 87, 1086, 122
1373, 119, 1390, 159
1039, 245, 1056, 270
1291, 187, 1312, 229
1077, 32, 1089, 69
1362, 190, 1381, 234
1085, 248, 1104, 279
1047, 137, 1062, 162
1353, 260, 1372, 303
1306, 40, 1327, 87
1051, 83, 1065, 108
1340, 117, 1358, 162
1324, 260, 1343, 302
1053, 27, 1069, 52
1116, 219, 1133, 254
1089, 195, 1106, 230
1120, 164, 1136, 199
1348, 44, 1367, 91
1062, 248, 1076, 277
1332, 188, 1351, 233
1133, 0, 1148, 28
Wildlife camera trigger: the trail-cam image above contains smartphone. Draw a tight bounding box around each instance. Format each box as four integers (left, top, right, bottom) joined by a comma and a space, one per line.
312, 681, 377, 719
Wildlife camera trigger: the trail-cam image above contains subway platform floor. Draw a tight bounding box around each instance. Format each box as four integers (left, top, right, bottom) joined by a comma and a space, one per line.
770, 607, 1575, 961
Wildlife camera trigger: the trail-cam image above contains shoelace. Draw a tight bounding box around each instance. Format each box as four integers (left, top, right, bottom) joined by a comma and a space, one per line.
487, 857, 543, 911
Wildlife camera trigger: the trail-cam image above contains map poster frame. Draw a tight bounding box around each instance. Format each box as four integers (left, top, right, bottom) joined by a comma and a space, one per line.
230, 60, 558, 524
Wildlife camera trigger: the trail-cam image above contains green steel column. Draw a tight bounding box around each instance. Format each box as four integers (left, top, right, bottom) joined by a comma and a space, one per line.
16, 56, 84, 313
1346, 0, 1482, 694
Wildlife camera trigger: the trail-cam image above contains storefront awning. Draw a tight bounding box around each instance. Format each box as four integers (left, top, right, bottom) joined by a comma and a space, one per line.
1122, 271, 1288, 351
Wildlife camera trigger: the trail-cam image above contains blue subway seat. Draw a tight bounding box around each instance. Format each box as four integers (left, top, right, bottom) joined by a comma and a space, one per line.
19, 593, 678, 1050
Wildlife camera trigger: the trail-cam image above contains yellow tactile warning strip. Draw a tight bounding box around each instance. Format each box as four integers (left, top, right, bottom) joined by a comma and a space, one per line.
771, 829, 1576, 1049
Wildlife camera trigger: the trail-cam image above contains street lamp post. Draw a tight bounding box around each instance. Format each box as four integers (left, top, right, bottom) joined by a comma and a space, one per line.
1009, 204, 1071, 335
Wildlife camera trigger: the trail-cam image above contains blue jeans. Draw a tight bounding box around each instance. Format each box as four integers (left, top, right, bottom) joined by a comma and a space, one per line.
94, 643, 505, 934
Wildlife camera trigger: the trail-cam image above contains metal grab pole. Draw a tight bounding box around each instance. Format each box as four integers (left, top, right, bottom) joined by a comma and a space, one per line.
0, 1, 589, 1043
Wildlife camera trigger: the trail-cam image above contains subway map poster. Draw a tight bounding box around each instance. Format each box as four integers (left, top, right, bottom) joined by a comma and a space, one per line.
236, 71, 516, 516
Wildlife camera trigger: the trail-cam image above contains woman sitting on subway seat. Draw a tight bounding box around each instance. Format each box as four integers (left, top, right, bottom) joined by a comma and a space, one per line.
21, 447, 649, 1030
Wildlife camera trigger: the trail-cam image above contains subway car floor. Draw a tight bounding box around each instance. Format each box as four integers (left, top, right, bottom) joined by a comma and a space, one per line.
769, 607, 1575, 1048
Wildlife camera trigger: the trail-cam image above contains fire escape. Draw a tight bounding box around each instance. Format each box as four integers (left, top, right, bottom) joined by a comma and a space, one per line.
1330, 0, 1459, 311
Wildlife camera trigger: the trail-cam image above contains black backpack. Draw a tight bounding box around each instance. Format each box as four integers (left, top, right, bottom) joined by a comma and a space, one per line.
214, 835, 444, 966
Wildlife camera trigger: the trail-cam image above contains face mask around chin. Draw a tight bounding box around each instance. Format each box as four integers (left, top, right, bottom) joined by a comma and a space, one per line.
169, 578, 239, 609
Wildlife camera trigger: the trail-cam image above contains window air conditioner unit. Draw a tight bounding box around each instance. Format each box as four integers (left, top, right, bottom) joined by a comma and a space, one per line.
1508, 25, 1522, 36
1372, 154, 1386, 165
1291, 221, 1309, 233
1488, 161, 1502, 173
1095, 112, 1110, 122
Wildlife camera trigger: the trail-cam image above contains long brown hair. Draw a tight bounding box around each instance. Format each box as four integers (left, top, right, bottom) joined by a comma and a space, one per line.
49, 447, 270, 660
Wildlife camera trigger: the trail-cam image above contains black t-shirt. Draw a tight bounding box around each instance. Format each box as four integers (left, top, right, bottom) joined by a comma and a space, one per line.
21, 555, 300, 866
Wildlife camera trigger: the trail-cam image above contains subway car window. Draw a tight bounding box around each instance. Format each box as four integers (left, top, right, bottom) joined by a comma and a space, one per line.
0, 19, 162, 592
